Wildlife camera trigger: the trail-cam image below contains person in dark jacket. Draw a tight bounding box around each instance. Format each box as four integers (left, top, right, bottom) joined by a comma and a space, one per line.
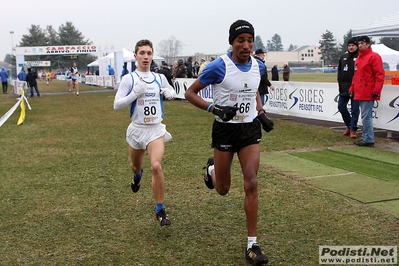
192, 61, 200, 78
159, 62, 173, 87
337, 37, 359, 138
121, 64, 129, 78
185, 56, 193, 78
253, 49, 275, 106
282, 63, 290, 81
26, 68, 40, 97
173, 59, 187, 78
0, 67, 9, 94
271, 64, 279, 81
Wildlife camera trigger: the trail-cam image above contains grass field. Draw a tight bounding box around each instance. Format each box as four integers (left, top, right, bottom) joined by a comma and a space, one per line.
281, 72, 337, 83
0, 77, 398, 265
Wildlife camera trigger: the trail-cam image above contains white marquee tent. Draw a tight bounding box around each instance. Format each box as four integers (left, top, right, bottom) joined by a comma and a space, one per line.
371, 44, 399, 71
87, 48, 165, 67
352, 12, 399, 37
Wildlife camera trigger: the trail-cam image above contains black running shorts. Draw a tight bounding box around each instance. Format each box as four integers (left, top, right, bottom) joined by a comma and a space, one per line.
211, 119, 262, 152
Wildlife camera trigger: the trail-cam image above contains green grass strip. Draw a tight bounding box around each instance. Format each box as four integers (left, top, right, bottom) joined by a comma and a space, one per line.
291, 149, 399, 181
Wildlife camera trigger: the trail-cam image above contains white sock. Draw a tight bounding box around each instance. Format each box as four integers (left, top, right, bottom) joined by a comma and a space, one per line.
208, 165, 214, 176
247, 236, 257, 250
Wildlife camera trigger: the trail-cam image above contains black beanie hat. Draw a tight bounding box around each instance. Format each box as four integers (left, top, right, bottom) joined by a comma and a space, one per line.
347, 37, 358, 47
357, 36, 371, 44
228, 19, 255, 44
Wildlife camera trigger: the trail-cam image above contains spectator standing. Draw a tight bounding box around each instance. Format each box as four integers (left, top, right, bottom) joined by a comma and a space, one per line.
271, 64, 279, 81
337, 37, 359, 138
26, 68, 40, 97
113, 39, 177, 227
282, 63, 290, 81
192, 61, 200, 78
253, 49, 275, 106
121, 64, 129, 78
171, 61, 178, 78
17, 67, 26, 81
0, 67, 9, 94
349, 36, 384, 147
108, 64, 115, 76
159, 62, 173, 87
173, 59, 187, 79
184, 19, 269, 265
150, 60, 159, 72
198, 58, 208, 76
185, 56, 194, 78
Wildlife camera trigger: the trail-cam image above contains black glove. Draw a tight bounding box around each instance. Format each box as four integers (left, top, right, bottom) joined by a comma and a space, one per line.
348, 92, 354, 98
371, 93, 379, 98
212, 105, 238, 122
257, 113, 274, 132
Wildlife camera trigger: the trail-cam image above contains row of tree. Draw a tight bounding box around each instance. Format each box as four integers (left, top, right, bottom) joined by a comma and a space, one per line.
253, 30, 399, 66
319, 30, 399, 65
5, 22, 399, 69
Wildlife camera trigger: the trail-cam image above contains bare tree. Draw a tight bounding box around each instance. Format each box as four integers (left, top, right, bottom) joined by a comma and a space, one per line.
157, 36, 183, 63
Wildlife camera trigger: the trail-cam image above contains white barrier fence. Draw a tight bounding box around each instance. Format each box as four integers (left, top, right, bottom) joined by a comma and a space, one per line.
56, 74, 114, 88
171, 78, 399, 133
13, 75, 397, 133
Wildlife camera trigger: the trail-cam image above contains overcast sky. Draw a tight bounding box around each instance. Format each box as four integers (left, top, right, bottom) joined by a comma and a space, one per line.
1, 0, 397, 60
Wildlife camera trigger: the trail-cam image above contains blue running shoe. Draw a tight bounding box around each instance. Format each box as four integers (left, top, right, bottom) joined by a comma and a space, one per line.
131, 169, 143, 193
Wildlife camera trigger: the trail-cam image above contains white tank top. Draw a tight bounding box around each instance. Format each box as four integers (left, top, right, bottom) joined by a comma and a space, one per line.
213, 54, 260, 123
129, 71, 163, 125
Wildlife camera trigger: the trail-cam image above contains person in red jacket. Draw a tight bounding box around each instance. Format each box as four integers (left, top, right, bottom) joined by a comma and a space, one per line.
349, 36, 384, 147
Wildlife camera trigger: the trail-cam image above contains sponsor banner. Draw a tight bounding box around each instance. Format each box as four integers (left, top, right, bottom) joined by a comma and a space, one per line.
25, 61, 51, 67
264, 81, 399, 132
85, 75, 97, 85
319, 245, 397, 265
104, 76, 114, 87
78, 77, 399, 133
15, 44, 123, 56
172, 78, 213, 102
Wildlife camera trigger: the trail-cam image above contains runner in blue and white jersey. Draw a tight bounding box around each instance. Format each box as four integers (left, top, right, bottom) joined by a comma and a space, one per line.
71, 62, 79, 95
113, 39, 176, 227
65, 67, 72, 92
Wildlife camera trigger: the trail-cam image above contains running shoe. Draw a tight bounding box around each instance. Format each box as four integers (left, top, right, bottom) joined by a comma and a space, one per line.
203, 157, 214, 189
156, 208, 171, 227
131, 169, 143, 193
245, 243, 269, 265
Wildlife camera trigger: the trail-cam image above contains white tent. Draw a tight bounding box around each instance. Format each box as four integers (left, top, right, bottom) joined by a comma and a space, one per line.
87, 48, 165, 67
352, 12, 399, 37
371, 44, 399, 71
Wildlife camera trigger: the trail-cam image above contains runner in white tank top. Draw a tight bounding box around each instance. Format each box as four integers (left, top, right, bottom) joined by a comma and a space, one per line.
185, 20, 269, 265
113, 39, 176, 227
